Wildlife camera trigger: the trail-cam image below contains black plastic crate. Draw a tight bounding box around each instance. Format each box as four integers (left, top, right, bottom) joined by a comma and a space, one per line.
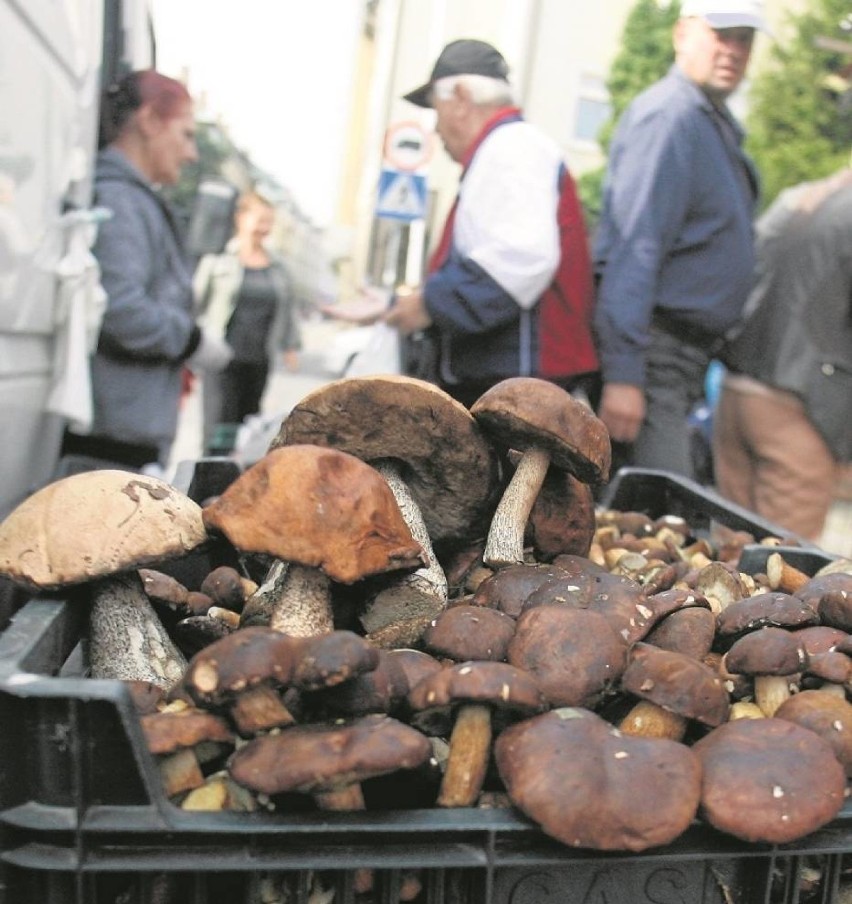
1, 461, 849, 903
601, 467, 838, 574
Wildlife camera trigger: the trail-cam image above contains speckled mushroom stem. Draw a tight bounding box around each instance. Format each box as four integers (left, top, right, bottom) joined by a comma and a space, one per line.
618, 700, 688, 741
437, 703, 492, 808
362, 462, 448, 631
87, 573, 187, 689
483, 447, 551, 567
265, 562, 335, 637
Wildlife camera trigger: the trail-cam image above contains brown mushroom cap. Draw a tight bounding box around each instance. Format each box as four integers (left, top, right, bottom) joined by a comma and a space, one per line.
471, 563, 568, 618
301, 649, 410, 718
525, 468, 595, 560
422, 605, 516, 662
183, 626, 305, 707
140, 708, 235, 755
508, 606, 627, 708
723, 627, 807, 677
644, 607, 717, 660
202, 445, 424, 584
470, 377, 611, 484
791, 625, 850, 656
228, 714, 432, 796
270, 375, 500, 542
407, 660, 546, 717
292, 631, 380, 691
796, 574, 852, 631
621, 643, 729, 727
715, 592, 819, 640
0, 471, 207, 590
495, 707, 702, 852
693, 718, 846, 843
775, 690, 852, 777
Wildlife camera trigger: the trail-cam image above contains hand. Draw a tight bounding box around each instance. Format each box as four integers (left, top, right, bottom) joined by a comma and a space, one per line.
383, 290, 432, 336
319, 287, 390, 325
186, 330, 234, 373
598, 383, 645, 444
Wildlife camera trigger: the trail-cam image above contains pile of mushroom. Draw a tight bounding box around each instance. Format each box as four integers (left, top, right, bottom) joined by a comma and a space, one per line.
1, 374, 852, 882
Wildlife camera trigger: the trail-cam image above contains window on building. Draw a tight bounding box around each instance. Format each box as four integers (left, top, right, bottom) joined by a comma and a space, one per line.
574, 73, 611, 145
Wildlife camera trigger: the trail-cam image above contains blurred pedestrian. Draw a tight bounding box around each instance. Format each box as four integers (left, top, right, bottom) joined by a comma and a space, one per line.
59, 69, 232, 476
193, 190, 300, 449
384, 39, 598, 408
593, 0, 767, 478
713, 166, 852, 540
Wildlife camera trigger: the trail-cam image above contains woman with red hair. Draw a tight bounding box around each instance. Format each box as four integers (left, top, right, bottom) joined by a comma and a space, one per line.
60, 70, 231, 475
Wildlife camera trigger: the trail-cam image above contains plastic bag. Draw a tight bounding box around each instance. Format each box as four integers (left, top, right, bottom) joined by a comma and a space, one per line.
344, 321, 401, 377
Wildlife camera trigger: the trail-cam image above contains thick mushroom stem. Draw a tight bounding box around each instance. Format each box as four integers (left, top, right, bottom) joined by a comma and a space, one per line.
437, 703, 492, 808
618, 700, 688, 741
754, 674, 794, 717
263, 562, 335, 637
361, 461, 448, 633
314, 782, 367, 811
87, 574, 187, 689
484, 447, 551, 567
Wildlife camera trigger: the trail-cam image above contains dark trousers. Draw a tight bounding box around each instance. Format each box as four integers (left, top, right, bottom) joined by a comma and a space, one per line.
202, 360, 268, 447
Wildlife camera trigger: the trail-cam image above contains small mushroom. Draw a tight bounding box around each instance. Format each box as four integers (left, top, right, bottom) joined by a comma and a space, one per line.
470, 377, 610, 567
618, 642, 729, 741
775, 689, 852, 777
407, 660, 546, 807
422, 605, 516, 663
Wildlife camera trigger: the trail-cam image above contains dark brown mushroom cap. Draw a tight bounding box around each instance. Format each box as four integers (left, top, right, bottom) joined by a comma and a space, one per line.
723, 627, 807, 677
422, 605, 516, 662
270, 375, 500, 543
407, 660, 546, 716
470, 377, 611, 484
508, 606, 627, 708
292, 631, 380, 691
471, 563, 568, 618
693, 718, 846, 843
0, 470, 207, 591
301, 649, 409, 718
140, 708, 235, 755
775, 690, 852, 777
200, 566, 248, 611
183, 626, 305, 707
228, 714, 432, 795
715, 592, 819, 640
495, 707, 702, 852
792, 625, 850, 656
525, 468, 595, 560
802, 650, 852, 686
202, 445, 425, 584
599, 585, 710, 647
386, 649, 444, 693
521, 571, 601, 613
550, 553, 609, 577
796, 574, 852, 631
621, 643, 729, 727
644, 607, 717, 660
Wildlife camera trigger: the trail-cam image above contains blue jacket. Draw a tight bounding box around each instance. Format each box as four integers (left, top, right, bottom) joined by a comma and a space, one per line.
594, 65, 759, 387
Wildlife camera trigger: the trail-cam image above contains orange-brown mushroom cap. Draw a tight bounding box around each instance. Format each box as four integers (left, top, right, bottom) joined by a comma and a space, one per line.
202, 445, 424, 584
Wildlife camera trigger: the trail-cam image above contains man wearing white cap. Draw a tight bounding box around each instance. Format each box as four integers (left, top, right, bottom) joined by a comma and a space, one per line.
593, 1, 769, 479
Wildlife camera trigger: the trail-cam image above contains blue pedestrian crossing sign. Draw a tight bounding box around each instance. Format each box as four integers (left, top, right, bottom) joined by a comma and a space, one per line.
376, 168, 427, 222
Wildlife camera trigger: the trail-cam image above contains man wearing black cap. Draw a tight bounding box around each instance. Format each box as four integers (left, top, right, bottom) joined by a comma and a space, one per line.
384, 39, 599, 409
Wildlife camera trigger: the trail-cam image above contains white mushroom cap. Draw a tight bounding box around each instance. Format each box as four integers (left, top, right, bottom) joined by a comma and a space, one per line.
0, 471, 207, 590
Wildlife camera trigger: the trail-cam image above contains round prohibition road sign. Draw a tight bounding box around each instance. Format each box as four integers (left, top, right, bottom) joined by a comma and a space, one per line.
383, 121, 432, 172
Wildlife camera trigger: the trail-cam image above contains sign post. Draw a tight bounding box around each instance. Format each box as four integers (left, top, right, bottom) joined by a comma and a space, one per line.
376, 121, 432, 223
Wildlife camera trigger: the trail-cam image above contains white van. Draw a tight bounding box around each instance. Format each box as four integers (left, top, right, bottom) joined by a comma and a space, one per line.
0, 0, 154, 516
